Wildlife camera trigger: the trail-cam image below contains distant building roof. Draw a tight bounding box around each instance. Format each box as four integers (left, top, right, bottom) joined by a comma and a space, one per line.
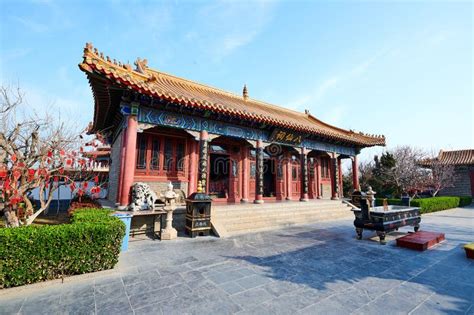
420, 149, 474, 166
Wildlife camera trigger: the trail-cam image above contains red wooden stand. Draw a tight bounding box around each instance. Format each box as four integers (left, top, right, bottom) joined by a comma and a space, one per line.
396, 231, 445, 251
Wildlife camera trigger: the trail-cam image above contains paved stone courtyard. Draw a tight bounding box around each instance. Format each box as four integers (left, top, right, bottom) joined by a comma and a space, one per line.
1, 206, 473, 315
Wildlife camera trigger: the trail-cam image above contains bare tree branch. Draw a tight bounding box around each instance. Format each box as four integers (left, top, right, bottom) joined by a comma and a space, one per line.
1, 85, 105, 227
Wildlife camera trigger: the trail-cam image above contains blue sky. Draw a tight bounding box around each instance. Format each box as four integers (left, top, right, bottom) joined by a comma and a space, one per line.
1, 0, 472, 162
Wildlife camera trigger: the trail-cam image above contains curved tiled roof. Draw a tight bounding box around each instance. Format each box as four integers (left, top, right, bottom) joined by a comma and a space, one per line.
79, 43, 385, 147
421, 149, 474, 166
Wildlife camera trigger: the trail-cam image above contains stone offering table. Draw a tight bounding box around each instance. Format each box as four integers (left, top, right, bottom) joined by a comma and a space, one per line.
352, 198, 421, 244
115, 210, 166, 239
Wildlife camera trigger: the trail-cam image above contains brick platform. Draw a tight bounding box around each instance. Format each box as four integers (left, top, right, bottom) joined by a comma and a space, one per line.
396, 231, 445, 251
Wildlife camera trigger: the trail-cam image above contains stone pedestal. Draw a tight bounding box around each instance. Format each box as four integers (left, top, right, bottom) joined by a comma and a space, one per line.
160, 182, 178, 240
161, 208, 178, 240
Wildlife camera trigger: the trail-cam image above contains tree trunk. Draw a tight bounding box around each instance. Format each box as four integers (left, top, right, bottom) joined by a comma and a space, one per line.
25, 206, 46, 225
23, 195, 35, 217
3, 206, 20, 227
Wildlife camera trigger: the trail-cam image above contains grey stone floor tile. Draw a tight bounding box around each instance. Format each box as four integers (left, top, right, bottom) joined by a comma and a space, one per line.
61, 286, 95, 306
231, 287, 274, 309
206, 270, 247, 285
96, 299, 133, 315
354, 286, 432, 315
185, 278, 217, 291
147, 273, 184, 290
353, 276, 404, 300
169, 283, 193, 296
410, 293, 471, 315
157, 264, 192, 275
437, 281, 474, 302
128, 287, 176, 309
191, 298, 243, 315
219, 281, 248, 295
466, 304, 474, 315
133, 302, 163, 315
95, 282, 126, 300
61, 301, 96, 315
122, 270, 160, 286
234, 274, 272, 290
20, 294, 61, 315
94, 275, 123, 287
124, 281, 152, 296
262, 280, 303, 297
180, 270, 206, 283
0, 297, 25, 315
300, 296, 353, 315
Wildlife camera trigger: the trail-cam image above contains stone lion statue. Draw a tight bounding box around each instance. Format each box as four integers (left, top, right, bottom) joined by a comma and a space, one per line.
129, 182, 158, 212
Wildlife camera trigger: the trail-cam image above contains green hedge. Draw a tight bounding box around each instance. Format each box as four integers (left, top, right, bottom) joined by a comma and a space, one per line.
0, 208, 125, 288
376, 196, 472, 214
458, 196, 473, 207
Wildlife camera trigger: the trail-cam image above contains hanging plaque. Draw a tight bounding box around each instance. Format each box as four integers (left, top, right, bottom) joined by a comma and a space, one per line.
269, 129, 305, 146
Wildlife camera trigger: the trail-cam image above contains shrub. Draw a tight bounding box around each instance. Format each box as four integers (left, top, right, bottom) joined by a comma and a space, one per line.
376, 196, 470, 214
67, 196, 102, 216
0, 208, 125, 288
458, 196, 472, 207
412, 197, 459, 214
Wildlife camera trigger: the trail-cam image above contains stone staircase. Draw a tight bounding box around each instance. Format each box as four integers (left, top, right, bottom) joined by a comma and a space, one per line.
211, 200, 352, 237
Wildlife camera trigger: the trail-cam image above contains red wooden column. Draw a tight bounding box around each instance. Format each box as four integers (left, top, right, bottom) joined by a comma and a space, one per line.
254, 140, 264, 204
338, 158, 343, 198
330, 153, 339, 200
316, 157, 322, 199
286, 151, 292, 200
188, 140, 198, 195
119, 115, 138, 206
300, 148, 309, 201
116, 129, 127, 204
241, 146, 249, 203
352, 155, 359, 191
198, 130, 209, 192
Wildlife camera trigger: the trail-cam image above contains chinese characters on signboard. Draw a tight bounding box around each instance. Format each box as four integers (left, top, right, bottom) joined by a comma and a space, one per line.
270, 129, 305, 145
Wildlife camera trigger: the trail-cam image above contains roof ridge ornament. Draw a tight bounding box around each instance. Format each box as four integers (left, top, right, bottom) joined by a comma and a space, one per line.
85, 42, 93, 53
134, 57, 148, 74
243, 84, 248, 101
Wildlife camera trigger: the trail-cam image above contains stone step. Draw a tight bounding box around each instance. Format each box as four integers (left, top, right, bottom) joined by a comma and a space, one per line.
213, 206, 349, 217
210, 201, 352, 237
213, 200, 339, 211
213, 208, 351, 223
212, 207, 350, 220
222, 211, 350, 226
224, 214, 350, 235
213, 204, 351, 217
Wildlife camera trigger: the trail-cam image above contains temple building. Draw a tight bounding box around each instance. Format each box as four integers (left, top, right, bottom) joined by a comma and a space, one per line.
79, 43, 385, 207
420, 149, 474, 197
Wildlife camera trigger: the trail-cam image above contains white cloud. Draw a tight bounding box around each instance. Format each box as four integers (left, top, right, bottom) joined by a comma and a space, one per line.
428, 30, 449, 46
11, 1, 73, 33
287, 46, 391, 110
13, 16, 49, 33
286, 76, 339, 110
20, 85, 92, 132
189, 0, 277, 61
319, 105, 346, 126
